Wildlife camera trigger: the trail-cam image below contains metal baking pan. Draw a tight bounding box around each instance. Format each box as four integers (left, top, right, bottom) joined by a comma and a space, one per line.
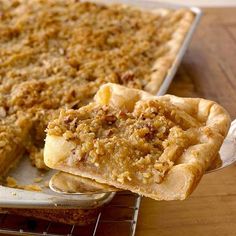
0, 1, 202, 209
0, 156, 115, 209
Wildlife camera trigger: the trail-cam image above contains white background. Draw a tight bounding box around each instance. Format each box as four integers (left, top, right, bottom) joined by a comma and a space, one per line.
156, 0, 236, 7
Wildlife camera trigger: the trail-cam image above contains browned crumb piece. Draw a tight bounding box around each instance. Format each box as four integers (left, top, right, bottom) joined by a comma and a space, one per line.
21, 185, 42, 192
33, 177, 43, 183
6, 176, 17, 188
5, 176, 42, 192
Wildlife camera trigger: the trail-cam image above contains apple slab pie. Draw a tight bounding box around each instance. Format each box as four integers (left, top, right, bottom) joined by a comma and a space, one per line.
44, 83, 231, 200
0, 0, 195, 172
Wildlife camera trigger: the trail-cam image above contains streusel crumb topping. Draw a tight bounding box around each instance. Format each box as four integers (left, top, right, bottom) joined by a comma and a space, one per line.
48, 100, 198, 183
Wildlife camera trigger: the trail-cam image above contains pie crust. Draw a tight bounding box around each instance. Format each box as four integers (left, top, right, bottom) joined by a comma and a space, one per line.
44, 83, 231, 200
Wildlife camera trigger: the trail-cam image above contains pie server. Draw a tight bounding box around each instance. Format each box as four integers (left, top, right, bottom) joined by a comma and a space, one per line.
49, 119, 236, 195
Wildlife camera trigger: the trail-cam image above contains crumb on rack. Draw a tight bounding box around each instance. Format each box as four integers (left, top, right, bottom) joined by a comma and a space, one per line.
5, 176, 42, 192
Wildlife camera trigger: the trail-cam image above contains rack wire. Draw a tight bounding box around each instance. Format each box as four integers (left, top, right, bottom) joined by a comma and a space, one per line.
0, 192, 141, 236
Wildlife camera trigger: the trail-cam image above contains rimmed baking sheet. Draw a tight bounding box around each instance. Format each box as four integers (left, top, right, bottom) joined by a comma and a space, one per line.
0, 0, 202, 209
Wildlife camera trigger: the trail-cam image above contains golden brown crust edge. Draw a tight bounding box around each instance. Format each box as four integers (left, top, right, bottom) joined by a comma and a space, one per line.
44, 83, 231, 200
145, 10, 195, 94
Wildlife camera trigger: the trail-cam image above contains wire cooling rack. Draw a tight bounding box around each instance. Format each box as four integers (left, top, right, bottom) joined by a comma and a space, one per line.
0, 191, 141, 236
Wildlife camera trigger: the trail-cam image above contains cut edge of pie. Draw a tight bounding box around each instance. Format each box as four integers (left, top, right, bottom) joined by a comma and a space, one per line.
44, 83, 230, 200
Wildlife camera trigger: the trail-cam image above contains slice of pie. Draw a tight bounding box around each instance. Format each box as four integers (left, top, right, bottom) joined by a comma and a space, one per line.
44, 83, 230, 200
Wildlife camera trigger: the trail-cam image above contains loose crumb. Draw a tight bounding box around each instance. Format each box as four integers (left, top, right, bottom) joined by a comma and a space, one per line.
6, 177, 18, 188
33, 177, 43, 183
21, 185, 42, 192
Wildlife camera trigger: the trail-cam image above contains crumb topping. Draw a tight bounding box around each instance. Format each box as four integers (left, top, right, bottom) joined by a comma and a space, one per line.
48, 100, 199, 183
